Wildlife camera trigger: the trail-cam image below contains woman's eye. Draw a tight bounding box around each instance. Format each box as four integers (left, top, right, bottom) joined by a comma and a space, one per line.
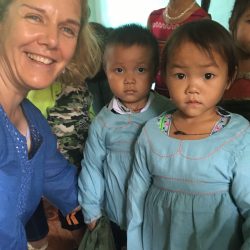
175, 73, 186, 80
137, 67, 145, 73
25, 14, 42, 23
204, 73, 214, 80
62, 27, 77, 37
115, 68, 123, 73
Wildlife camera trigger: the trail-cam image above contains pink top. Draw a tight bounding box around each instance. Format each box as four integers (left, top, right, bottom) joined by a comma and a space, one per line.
224, 78, 250, 100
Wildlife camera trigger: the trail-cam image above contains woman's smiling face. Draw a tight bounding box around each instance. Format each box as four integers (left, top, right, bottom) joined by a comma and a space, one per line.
0, 0, 81, 92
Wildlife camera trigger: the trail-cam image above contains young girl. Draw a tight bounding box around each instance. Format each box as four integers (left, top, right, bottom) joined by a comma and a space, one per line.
222, 0, 250, 121
127, 20, 250, 250
147, 0, 210, 97
78, 23, 174, 250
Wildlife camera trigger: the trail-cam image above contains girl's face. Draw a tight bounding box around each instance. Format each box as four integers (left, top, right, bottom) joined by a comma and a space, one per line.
166, 41, 231, 119
235, 8, 250, 55
104, 44, 153, 111
0, 0, 81, 92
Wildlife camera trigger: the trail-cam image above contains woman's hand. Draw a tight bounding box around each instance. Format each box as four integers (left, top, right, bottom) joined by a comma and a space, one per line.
71, 205, 81, 213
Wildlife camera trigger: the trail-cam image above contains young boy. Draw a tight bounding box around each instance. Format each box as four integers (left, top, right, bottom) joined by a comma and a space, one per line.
78, 23, 174, 249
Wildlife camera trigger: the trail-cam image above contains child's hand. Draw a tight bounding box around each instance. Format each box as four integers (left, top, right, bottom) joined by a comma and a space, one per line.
87, 220, 97, 231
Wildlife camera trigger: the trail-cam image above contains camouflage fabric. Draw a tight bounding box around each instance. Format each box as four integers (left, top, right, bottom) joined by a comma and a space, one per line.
47, 84, 92, 168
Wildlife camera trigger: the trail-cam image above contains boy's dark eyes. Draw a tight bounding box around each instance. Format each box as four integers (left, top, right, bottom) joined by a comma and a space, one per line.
137, 67, 145, 73
175, 73, 186, 79
115, 68, 123, 73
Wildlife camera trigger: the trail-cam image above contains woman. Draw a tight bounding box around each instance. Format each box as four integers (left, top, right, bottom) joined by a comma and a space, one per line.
0, 0, 89, 248
26, 22, 102, 249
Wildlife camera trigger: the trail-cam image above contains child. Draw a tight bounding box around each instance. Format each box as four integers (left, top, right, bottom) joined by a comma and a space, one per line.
222, 0, 250, 121
127, 20, 250, 250
78, 23, 174, 250
147, 0, 210, 97
86, 22, 113, 117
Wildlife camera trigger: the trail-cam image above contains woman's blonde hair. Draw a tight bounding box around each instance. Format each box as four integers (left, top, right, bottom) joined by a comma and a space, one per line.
60, 20, 104, 85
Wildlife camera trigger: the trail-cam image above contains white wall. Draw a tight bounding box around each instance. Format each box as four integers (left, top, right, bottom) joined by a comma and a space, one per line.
89, 0, 165, 27
89, 0, 234, 29
209, 0, 234, 29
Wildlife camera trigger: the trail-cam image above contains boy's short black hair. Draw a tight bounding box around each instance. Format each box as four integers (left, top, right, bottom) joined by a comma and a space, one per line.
104, 23, 159, 77
161, 19, 238, 84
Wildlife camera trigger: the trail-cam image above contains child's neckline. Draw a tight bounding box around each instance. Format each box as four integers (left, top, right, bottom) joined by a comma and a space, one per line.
171, 116, 211, 136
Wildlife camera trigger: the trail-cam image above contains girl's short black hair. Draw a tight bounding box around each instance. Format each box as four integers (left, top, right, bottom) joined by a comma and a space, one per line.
104, 23, 159, 77
229, 0, 250, 39
161, 19, 238, 84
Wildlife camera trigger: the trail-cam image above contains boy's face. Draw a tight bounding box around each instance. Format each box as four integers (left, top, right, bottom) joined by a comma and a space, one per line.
165, 41, 231, 119
235, 8, 250, 55
104, 44, 153, 111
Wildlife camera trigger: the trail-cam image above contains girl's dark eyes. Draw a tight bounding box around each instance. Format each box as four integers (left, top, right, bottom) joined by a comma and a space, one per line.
204, 73, 215, 79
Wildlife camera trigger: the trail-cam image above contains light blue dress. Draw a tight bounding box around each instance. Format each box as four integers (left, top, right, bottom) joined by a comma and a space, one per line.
127, 112, 250, 250
0, 99, 78, 250
78, 93, 174, 229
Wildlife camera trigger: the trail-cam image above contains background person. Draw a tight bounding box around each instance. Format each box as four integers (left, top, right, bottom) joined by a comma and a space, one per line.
147, 0, 211, 97
222, 0, 250, 121
86, 22, 113, 118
